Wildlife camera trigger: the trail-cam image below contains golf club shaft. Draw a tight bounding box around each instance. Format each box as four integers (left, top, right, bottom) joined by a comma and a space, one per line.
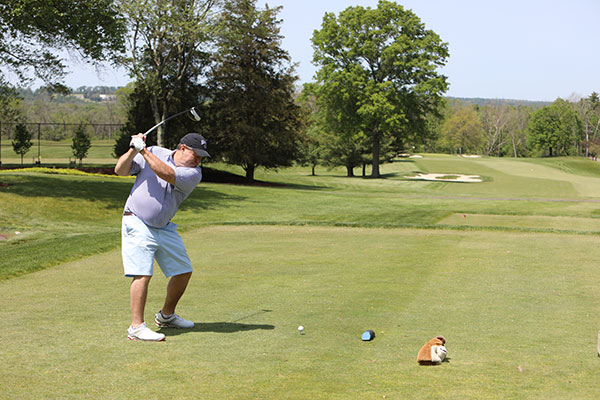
143, 109, 193, 138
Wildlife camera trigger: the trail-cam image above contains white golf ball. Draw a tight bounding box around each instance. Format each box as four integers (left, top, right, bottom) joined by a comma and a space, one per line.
298, 325, 304, 332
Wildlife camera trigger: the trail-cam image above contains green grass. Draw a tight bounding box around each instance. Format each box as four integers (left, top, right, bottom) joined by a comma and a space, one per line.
1, 139, 115, 164
3, 226, 600, 398
439, 213, 600, 233
3, 155, 600, 280
3, 154, 600, 398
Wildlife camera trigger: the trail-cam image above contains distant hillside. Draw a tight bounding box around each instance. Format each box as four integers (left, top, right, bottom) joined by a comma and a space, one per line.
447, 97, 552, 108
17, 86, 122, 103
15, 86, 553, 109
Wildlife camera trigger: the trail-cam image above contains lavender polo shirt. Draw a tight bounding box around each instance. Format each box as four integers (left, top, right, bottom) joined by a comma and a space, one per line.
123, 146, 202, 228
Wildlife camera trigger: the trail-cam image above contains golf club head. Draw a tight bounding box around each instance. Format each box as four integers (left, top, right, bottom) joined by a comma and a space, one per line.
188, 107, 201, 121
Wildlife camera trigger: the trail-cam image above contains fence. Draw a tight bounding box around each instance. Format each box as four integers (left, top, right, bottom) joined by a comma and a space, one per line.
0, 122, 124, 166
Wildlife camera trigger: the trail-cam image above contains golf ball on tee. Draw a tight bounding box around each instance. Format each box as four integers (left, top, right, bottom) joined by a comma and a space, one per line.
298, 325, 304, 333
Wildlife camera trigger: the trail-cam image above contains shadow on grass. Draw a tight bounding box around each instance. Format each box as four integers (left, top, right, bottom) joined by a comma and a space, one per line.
0, 173, 247, 212
158, 322, 275, 335
271, 182, 331, 191
304, 172, 405, 180
371, 172, 402, 179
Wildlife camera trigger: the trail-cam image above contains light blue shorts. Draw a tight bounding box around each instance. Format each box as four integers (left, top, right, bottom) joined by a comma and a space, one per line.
121, 214, 193, 277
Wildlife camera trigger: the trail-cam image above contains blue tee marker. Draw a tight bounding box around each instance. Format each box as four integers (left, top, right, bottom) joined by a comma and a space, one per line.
361, 330, 375, 341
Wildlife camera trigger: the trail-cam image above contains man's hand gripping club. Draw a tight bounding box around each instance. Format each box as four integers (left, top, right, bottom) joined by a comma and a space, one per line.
130, 133, 146, 153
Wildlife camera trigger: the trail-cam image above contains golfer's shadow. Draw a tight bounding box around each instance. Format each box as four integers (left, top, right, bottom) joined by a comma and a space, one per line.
158, 322, 275, 336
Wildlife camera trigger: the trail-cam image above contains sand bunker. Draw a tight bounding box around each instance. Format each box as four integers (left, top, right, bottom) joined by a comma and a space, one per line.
406, 173, 483, 183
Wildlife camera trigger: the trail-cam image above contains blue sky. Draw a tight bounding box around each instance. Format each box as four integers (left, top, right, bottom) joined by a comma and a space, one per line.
63, 0, 600, 101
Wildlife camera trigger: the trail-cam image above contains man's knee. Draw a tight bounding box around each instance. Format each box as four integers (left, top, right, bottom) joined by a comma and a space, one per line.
131, 275, 152, 286
172, 271, 192, 280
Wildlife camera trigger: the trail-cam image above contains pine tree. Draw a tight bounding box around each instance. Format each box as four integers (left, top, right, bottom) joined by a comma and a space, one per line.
206, 0, 304, 181
72, 124, 91, 165
12, 123, 32, 165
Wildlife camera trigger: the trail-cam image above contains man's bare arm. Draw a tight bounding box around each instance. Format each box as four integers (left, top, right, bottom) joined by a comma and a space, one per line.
115, 148, 137, 176
114, 133, 176, 184
140, 148, 176, 185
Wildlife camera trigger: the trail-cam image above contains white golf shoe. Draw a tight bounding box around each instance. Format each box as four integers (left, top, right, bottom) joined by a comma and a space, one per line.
154, 311, 195, 329
127, 322, 166, 341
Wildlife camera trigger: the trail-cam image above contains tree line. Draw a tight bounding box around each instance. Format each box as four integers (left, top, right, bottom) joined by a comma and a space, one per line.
17, 86, 121, 102
432, 94, 600, 159
1, 0, 598, 179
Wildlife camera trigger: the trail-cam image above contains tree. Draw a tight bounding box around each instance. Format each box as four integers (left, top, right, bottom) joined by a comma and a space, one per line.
527, 99, 582, 157
113, 77, 204, 157
0, 0, 125, 91
505, 106, 531, 158
479, 104, 513, 156
421, 98, 448, 153
0, 86, 23, 131
301, 134, 323, 177
439, 106, 485, 154
295, 93, 323, 176
588, 137, 600, 161
206, 0, 303, 181
117, 0, 218, 147
311, 0, 449, 177
72, 124, 92, 165
12, 122, 33, 165
0, 86, 23, 166
574, 92, 600, 158
302, 78, 366, 177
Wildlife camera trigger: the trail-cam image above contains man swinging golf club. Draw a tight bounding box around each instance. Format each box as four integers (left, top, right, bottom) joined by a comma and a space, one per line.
115, 132, 209, 341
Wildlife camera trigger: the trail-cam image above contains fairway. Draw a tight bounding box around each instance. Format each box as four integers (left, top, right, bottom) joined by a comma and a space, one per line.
3, 154, 600, 398
2, 225, 600, 398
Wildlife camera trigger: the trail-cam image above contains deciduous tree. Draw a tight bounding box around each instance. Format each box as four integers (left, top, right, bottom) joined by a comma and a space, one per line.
117, 0, 218, 146
0, 0, 125, 91
574, 92, 600, 157
295, 93, 323, 176
439, 106, 485, 154
480, 104, 512, 156
505, 106, 530, 158
527, 99, 582, 156
301, 78, 366, 177
310, 0, 448, 177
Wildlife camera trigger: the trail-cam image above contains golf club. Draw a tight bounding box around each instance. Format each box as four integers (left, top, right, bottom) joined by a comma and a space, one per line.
130, 107, 201, 149
142, 106, 201, 138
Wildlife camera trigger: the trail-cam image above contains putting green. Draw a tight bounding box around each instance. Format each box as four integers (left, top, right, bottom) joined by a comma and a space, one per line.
3, 225, 600, 398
